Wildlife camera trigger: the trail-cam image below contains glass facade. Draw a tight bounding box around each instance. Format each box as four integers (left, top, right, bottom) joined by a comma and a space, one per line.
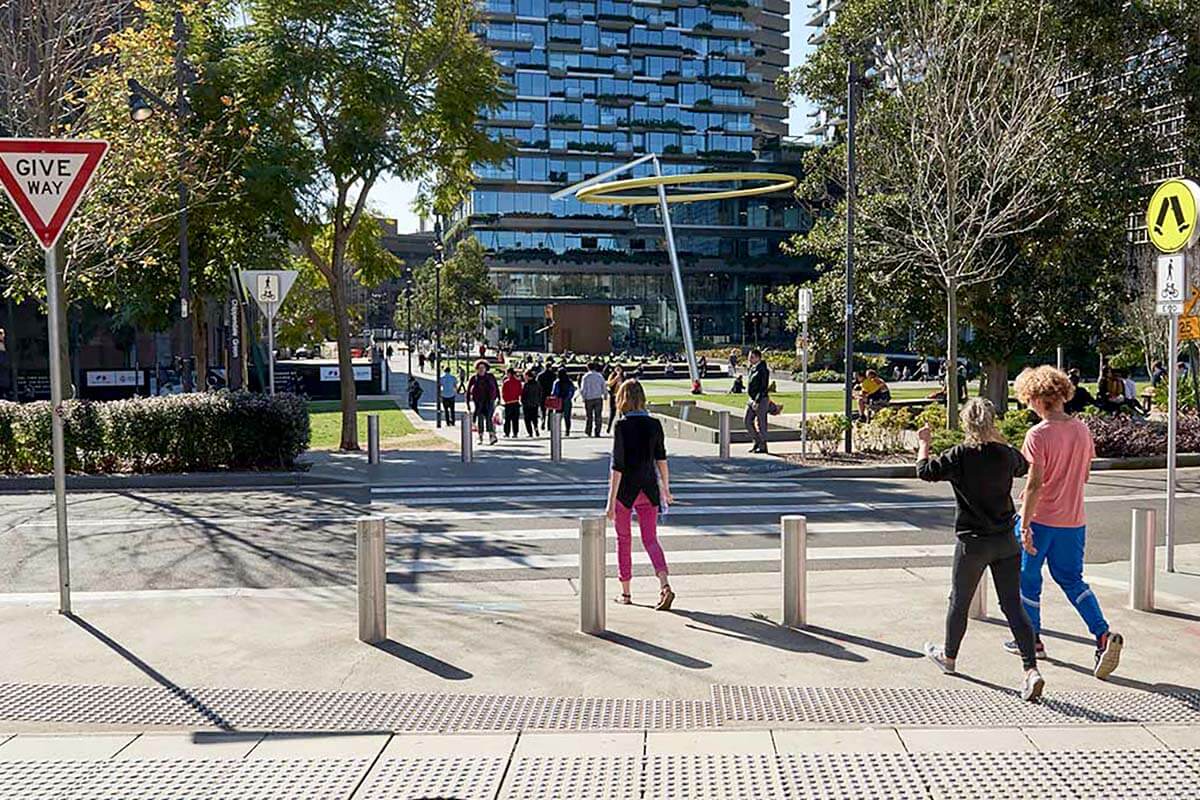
462, 0, 813, 351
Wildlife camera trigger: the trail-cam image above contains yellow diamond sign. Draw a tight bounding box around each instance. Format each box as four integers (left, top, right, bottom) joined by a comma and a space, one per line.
1147, 179, 1200, 253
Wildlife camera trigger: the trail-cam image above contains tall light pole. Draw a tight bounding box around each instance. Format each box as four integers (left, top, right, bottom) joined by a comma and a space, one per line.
128, 9, 195, 392
404, 271, 413, 380
433, 217, 445, 427
843, 59, 861, 453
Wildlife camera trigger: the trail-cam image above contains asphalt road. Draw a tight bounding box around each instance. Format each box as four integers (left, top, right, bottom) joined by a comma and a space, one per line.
1, 468, 1198, 594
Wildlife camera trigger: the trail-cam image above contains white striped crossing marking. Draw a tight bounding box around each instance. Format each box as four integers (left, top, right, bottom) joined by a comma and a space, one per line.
384, 521, 921, 545
379, 502, 881, 522
385, 489, 833, 507
369, 479, 811, 496
385, 543, 957, 574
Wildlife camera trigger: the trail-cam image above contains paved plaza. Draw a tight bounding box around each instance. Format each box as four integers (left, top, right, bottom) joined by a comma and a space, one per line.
2, 385, 1199, 798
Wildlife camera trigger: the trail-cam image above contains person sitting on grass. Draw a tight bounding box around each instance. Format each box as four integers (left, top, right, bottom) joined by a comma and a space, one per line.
855, 369, 891, 419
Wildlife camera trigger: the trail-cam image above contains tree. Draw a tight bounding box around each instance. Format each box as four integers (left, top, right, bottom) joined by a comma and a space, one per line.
862, 0, 1068, 427
410, 236, 499, 347
238, 0, 507, 449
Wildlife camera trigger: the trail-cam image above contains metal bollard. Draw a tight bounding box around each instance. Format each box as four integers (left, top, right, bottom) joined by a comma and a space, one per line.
1130, 507, 1156, 611
718, 410, 731, 459
356, 517, 387, 643
460, 411, 473, 463
781, 515, 807, 627
367, 414, 380, 465
969, 569, 988, 620
550, 410, 563, 462
580, 515, 606, 634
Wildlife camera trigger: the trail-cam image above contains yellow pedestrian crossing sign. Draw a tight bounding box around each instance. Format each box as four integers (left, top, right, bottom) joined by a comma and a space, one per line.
1147, 179, 1200, 253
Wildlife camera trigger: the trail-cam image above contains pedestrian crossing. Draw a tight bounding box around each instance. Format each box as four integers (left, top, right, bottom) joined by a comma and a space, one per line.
372, 478, 962, 582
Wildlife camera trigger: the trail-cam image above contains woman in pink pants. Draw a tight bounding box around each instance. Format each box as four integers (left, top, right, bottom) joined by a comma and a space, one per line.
605, 379, 675, 610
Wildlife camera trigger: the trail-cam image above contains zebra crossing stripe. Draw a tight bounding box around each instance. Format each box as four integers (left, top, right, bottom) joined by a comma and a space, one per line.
384, 521, 921, 544
385, 489, 833, 507
369, 479, 811, 496
386, 543, 957, 574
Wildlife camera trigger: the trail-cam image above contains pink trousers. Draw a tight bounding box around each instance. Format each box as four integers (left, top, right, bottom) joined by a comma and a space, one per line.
614, 491, 669, 583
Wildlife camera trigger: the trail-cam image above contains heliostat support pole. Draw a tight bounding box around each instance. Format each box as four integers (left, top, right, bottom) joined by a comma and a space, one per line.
652, 156, 699, 388
46, 240, 71, 615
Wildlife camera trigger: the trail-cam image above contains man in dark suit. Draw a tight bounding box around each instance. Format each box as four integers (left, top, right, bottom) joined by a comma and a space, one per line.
745, 348, 770, 453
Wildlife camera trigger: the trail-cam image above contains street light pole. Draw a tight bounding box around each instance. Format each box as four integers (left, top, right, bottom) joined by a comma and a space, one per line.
128, 9, 194, 392
843, 59, 860, 454
434, 217, 444, 428
405, 277, 413, 380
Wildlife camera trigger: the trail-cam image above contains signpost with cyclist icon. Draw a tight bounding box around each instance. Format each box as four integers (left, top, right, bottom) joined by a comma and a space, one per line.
240, 270, 298, 395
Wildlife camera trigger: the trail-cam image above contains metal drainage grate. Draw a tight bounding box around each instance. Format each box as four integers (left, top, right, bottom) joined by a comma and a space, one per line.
501, 756, 642, 800
712, 685, 1200, 728
0, 759, 369, 800
356, 757, 506, 800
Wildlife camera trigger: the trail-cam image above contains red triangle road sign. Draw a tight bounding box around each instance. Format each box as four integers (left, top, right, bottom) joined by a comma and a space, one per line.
0, 138, 109, 250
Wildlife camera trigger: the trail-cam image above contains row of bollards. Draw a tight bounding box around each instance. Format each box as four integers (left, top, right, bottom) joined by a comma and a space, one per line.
355, 507, 1165, 645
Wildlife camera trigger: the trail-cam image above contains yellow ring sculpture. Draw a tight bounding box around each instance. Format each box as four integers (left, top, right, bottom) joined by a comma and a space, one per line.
575, 171, 798, 205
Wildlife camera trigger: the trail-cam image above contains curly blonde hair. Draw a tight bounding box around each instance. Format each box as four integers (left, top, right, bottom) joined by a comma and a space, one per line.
1014, 366, 1073, 408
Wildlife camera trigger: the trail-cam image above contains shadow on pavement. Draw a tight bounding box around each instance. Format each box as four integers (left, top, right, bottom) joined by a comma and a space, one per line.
66, 614, 234, 730
596, 631, 712, 669
673, 610, 866, 663
801, 622, 924, 659
371, 639, 473, 681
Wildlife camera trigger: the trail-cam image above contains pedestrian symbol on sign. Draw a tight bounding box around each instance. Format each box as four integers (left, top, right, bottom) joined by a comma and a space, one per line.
257, 274, 278, 304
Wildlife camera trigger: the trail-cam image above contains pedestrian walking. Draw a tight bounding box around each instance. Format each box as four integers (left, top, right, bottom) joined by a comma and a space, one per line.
521, 369, 543, 437
1011, 366, 1123, 679
537, 362, 557, 425
407, 376, 423, 412
604, 379, 675, 610
551, 367, 577, 436
916, 399, 1045, 701
501, 367, 523, 438
439, 365, 458, 426
744, 348, 770, 453
580, 361, 607, 437
606, 364, 625, 433
418, 351, 426, 372
466, 359, 500, 445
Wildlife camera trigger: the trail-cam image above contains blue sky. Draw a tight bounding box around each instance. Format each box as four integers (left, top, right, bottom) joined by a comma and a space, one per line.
372, 1, 813, 233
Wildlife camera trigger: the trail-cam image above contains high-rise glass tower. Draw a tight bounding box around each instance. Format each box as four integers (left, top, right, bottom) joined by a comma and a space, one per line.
459, 0, 815, 352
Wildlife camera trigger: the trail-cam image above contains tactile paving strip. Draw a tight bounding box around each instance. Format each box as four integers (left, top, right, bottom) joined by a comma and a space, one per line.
356, 757, 506, 800
0, 759, 369, 800
779, 753, 927, 800
501, 755, 642, 800
712, 685, 1200, 727
1046, 749, 1200, 799
914, 751, 1074, 800
643, 754, 785, 800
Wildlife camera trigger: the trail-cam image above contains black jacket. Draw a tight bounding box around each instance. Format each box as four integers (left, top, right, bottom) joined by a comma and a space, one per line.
611, 414, 667, 507
521, 381, 543, 409
747, 360, 770, 402
917, 442, 1028, 538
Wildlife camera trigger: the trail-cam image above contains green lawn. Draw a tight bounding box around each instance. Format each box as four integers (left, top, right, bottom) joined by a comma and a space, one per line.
309, 399, 418, 449
655, 387, 939, 414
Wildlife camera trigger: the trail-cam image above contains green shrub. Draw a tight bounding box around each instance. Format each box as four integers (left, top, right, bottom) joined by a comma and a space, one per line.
807, 369, 844, 384
930, 428, 965, 453
999, 408, 1038, 447
916, 403, 947, 431
870, 406, 914, 432
854, 421, 908, 453
807, 414, 849, 454
0, 391, 310, 475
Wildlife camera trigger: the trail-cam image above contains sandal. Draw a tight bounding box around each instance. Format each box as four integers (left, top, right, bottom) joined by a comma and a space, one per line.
614, 593, 632, 605
655, 586, 675, 611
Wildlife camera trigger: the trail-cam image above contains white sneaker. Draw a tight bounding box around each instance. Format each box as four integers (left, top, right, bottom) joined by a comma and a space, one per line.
1021, 669, 1045, 702
923, 642, 956, 674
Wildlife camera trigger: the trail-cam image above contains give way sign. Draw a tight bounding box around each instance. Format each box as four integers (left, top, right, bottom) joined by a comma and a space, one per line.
0, 138, 109, 249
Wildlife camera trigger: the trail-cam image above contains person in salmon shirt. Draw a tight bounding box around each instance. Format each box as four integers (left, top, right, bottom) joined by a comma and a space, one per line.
1010, 366, 1123, 679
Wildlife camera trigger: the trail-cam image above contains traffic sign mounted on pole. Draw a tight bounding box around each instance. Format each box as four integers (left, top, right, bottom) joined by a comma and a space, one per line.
1146, 179, 1200, 254
239, 270, 298, 395
0, 138, 109, 617
0, 139, 108, 249
1156, 253, 1187, 316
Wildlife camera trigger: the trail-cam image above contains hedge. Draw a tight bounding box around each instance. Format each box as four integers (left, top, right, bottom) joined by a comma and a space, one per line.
1084, 411, 1200, 459
0, 391, 310, 475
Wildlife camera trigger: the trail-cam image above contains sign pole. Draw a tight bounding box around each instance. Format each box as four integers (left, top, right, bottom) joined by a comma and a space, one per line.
1167, 311, 1178, 573
801, 315, 809, 463
268, 301, 276, 396
45, 239, 71, 615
